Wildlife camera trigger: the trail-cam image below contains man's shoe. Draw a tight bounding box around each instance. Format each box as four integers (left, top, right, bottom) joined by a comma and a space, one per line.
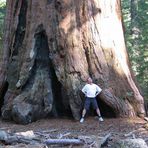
99, 117, 104, 122
80, 118, 84, 123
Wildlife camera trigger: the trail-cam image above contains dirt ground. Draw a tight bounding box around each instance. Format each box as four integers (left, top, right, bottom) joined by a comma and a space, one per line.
0, 117, 148, 147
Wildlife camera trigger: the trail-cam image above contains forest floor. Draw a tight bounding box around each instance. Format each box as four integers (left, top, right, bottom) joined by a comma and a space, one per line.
0, 117, 148, 147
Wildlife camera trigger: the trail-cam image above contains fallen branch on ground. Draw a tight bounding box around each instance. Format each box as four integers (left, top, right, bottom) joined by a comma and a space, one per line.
0, 130, 40, 145
100, 133, 111, 147
124, 130, 137, 137
44, 139, 84, 145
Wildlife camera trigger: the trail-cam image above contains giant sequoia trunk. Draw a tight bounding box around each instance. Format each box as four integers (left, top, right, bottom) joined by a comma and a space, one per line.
0, 0, 145, 124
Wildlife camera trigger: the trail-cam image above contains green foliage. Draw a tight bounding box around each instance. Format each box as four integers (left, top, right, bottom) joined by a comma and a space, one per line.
0, 1, 6, 55
121, 0, 148, 100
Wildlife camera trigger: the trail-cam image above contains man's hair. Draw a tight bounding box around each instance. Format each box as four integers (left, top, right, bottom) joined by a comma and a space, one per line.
87, 77, 92, 81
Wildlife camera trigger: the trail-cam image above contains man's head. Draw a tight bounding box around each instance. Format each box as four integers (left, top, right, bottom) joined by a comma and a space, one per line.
87, 77, 93, 84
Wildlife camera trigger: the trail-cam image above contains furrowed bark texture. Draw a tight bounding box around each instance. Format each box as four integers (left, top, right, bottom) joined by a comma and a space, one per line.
0, 0, 145, 124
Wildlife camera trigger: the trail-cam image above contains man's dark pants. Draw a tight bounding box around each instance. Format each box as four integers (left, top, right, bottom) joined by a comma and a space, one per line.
84, 97, 98, 110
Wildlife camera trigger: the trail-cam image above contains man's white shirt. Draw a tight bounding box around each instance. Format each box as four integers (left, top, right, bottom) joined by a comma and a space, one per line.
82, 83, 102, 98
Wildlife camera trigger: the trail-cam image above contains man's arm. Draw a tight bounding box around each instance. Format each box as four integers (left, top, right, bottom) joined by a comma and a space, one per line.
95, 85, 102, 96
82, 85, 87, 96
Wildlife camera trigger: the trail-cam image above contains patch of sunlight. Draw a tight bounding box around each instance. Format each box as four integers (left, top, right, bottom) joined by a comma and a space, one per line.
0, 0, 6, 2
0, 0, 6, 7
127, 118, 146, 124
59, 12, 71, 34
96, 13, 129, 77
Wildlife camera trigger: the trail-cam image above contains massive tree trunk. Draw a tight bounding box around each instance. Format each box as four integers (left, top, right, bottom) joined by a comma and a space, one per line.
0, 0, 145, 124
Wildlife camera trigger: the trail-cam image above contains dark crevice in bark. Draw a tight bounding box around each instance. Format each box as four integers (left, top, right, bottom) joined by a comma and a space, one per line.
100, 90, 136, 117
10, 29, 53, 124
0, 81, 9, 115
12, 0, 27, 57
20, 27, 72, 120
97, 97, 116, 118
50, 63, 72, 118
55, 0, 62, 13
144, 101, 148, 116
13, 0, 19, 17
83, 46, 93, 78
5, 0, 27, 91
20, 26, 49, 91
75, 0, 82, 29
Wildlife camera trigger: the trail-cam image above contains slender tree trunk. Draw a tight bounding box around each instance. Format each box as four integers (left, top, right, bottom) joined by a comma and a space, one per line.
0, 0, 145, 124
130, 0, 139, 34
130, 0, 140, 60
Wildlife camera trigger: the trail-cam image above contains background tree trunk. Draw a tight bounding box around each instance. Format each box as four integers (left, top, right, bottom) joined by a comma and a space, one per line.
0, 0, 145, 124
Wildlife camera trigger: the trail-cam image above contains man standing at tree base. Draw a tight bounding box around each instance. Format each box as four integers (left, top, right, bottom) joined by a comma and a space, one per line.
80, 77, 104, 123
